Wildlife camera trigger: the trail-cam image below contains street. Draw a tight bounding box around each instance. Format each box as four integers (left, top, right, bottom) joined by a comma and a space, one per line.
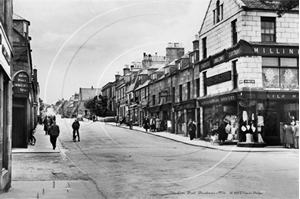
13, 117, 299, 199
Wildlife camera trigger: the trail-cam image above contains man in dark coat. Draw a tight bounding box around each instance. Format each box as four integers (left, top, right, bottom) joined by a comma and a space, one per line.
188, 119, 196, 140
48, 121, 60, 150
143, 116, 150, 132
72, 119, 80, 142
218, 121, 228, 144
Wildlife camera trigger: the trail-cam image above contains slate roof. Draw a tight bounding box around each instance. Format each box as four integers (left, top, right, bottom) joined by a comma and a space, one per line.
135, 80, 151, 91
13, 13, 30, 22
239, 0, 299, 10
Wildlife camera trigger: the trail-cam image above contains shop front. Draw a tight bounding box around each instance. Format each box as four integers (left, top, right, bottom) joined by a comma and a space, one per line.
147, 105, 160, 118
12, 71, 30, 148
252, 91, 298, 145
173, 99, 196, 135
161, 103, 172, 132
234, 90, 299, 146
199, 93, 238, 141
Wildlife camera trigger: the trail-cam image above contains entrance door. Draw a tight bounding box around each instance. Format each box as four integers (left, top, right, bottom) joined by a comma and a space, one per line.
12, 106, 27, 148
263, 111, 280, 145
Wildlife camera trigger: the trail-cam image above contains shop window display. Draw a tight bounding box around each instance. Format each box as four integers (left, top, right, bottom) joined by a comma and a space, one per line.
238, 99, 266, 145
203, 104, 238, 143
262, 57, 299, 89
176, 111, 185, 134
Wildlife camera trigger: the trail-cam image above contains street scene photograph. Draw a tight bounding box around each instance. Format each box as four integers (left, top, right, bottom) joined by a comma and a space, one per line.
0, 0, 298, 198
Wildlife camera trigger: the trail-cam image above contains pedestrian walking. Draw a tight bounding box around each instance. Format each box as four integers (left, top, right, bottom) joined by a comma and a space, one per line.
72, 119, 80, 142
43, 116, 49, 135
155, 116, 161, 132
116, 115, 119, 126
188, 119, 196, 140
48, 121, 60, 150
143, 116, 150, 132
283, 122, 294, 148
292, 120, 299, 149
218, 120, 228, 145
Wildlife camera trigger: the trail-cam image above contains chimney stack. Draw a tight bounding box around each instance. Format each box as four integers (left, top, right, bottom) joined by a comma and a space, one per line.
115, 72, 120, 81
123, 66, 130, 75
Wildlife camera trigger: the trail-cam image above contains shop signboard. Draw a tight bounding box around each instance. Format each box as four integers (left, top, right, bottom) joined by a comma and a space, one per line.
206, 71, 231, 86
13, 71, 30, 96
199, 93, 237, 106
252, 45, 299, 57
198, 39, 298, 72
257, 92, 299, 100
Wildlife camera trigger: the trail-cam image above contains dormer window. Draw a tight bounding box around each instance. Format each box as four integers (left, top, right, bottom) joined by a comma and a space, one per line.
164, 67, 170, 75
213, 0, 223, 25
151, 73, 157, 80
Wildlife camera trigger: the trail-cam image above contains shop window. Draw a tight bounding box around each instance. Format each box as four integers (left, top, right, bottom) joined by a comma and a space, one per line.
261, 17, 276, 42
203, 71, 207, 96
152, 95, 155, 105
231, 19, 237, 45
187, 82, 191, 100
262, 57, 299, 89
172, 87, 175, 103
202, 37, 207, 59
232, 60, 238, 89
179, 85, 182, 102
2, 80, 8, 170
196, 78, 200, 97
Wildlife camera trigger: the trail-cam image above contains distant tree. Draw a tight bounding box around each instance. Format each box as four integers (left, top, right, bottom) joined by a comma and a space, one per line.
84, 95, 108, 117
39, 98, 45, 113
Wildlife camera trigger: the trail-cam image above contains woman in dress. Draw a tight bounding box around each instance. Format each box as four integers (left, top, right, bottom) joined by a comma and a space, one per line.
283, 122, 294, 148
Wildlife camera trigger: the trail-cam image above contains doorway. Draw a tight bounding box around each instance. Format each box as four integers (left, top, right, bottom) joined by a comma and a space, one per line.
12, 99, 27, 148
263, 110, 280, 145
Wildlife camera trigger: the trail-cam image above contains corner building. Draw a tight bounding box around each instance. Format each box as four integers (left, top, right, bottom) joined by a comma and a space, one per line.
197, 0, 299, 145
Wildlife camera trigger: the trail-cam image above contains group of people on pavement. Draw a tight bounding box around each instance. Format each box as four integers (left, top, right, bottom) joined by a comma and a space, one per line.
142, 116, 197, 141
143, 116, 163, 132
42, 115, 59, 150
280, 119, 299, 149
41, 115, 81, 149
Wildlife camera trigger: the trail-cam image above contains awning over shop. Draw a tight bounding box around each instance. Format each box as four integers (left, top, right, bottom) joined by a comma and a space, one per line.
161, 103, 172, 111
173, 99, 196, 111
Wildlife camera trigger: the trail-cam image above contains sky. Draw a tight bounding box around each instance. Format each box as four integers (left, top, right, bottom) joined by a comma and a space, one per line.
14, 0, 210, 104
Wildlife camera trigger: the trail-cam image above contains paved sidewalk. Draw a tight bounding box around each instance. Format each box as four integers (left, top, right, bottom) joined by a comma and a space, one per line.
2, 123, 104, 199
12, 124, 60, 153
105, 122, 298, 153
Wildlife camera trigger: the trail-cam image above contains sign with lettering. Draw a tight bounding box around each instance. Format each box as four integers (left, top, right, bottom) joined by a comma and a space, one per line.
252, 46, 299, 57
239, 80, 256, 84
199, 94, 236, 106
228, 46, 242, 59
213, 54, 225, 65
198, 39, 298, 72
206, 71, 231, 86
200, 59, 211, 71
257, 92, 298, 100
13, 71, 30, 96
